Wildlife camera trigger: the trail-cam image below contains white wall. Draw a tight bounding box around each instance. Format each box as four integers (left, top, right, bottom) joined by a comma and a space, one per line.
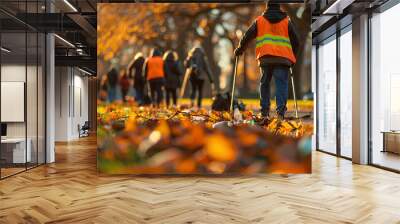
72, 73, 89, 138
55, 66, 69, 141
55, 67, 89, 141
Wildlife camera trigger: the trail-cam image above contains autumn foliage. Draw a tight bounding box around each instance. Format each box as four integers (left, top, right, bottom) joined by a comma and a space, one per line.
97, 101, 313, 174
97, 3, 313, 174
98, 3, 221, 61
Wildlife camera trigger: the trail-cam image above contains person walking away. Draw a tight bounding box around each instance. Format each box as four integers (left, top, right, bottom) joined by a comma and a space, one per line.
99, 75, 108, 102
119, 70, 130, 102
234, 1, 299, 122
163, 51, 183, 107
107, 68, 119, 102
143, 48, 166, 107
185, 47, 214, 108
128, 53, 146, 104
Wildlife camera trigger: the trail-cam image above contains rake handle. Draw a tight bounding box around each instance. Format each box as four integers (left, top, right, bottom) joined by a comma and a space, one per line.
230, 56, 239, 113
290, 68, 299, 119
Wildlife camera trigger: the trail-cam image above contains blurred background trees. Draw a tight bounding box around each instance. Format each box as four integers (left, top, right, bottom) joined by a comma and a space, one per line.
97, 3, 311, 99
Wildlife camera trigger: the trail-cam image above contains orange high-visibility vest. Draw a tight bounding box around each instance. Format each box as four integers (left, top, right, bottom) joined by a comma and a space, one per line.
255, 16, 296, 64
147, 56, 165, 80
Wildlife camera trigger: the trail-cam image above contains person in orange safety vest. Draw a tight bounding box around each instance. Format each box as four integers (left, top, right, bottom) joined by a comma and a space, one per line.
143, 48, 166, 106
234, 1, 299, 123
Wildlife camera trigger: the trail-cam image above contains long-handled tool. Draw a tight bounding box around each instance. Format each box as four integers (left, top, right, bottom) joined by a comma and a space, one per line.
179, 67, 192, 99
230, 56, 239, 113
290, 67, 299, 119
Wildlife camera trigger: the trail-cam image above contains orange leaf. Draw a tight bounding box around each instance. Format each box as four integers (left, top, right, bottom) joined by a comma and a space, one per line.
204, 133, 238, 162
176, 159, 197, 173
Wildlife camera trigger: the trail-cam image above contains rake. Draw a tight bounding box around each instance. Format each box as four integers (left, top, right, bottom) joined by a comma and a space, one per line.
230, 56, 239, 113
290, 67, 299, 119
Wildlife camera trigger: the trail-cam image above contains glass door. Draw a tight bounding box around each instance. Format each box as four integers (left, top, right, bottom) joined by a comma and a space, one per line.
317, 35, 337, 154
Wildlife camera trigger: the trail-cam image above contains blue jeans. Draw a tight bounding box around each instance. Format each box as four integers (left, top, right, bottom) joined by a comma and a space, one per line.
259, 65, 289, 117
134, 86, 144, 104
108, 86, 117, 102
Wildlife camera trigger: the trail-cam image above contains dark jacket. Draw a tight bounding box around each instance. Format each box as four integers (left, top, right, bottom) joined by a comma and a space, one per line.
107, 68, 118, 87
184, 47, 213, 83
128, 56, 145, 89
164, 54, 183, 89
237, 8, 300, 67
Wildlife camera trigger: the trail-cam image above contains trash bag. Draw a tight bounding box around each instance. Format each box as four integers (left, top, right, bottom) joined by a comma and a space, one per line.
211, 92, 245, 111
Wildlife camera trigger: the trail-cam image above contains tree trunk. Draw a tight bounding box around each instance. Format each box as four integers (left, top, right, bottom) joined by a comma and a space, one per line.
201, 23, 222, 96
202, 37, 216, 97
175, 22, 188, 61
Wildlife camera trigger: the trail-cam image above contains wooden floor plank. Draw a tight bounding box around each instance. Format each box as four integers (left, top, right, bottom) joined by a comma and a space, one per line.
0, 136, 399, 224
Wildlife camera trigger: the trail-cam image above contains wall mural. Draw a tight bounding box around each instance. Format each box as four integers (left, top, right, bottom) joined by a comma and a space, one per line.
97, 2, 313, 174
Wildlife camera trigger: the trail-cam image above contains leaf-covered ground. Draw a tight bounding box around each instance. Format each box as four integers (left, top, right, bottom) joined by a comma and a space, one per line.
97, 100, 313, 174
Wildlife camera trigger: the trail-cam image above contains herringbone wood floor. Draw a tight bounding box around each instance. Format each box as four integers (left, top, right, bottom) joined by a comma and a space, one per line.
1, 136, 400, 224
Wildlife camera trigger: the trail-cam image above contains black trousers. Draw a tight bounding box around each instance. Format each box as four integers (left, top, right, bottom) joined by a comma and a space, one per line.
165, 87, 177, 106
190, 78, 204, 107
148, 78, 164, 106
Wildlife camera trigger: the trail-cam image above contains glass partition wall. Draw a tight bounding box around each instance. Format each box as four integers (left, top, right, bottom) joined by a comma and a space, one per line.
315, 0, 400, 172
317, 35, 337, 155
0, 2, 46, 179
0, 30, 27, 177
339, 27, 352, 159
370, 3, 400, 171
316, 25, 353, 159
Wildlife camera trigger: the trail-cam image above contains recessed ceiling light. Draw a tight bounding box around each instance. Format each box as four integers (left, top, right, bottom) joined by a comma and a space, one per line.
1, 47, 11, 53
54, 34, 75, 48
78, 67, 93, 76
63, 0, 78, 12
322, 0, 342, 14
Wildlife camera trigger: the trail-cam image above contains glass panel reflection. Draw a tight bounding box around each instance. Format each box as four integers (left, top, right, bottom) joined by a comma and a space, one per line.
339, 28, 352, 158
1, 30, 28, 177
317, 36, 337, 154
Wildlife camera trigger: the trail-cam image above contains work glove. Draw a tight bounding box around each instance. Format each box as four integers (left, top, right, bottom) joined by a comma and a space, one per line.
289, 66, 294, 76
234, 47, 243, 56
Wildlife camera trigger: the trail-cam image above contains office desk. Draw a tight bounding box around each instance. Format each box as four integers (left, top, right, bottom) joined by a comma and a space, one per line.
1, 138, 31, 163
382, 131, 400, 154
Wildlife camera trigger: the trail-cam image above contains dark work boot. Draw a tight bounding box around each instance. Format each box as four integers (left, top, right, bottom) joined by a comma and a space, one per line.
258, 116, 270, 126
261, 109, 269, 117
258, 110, 270, 126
